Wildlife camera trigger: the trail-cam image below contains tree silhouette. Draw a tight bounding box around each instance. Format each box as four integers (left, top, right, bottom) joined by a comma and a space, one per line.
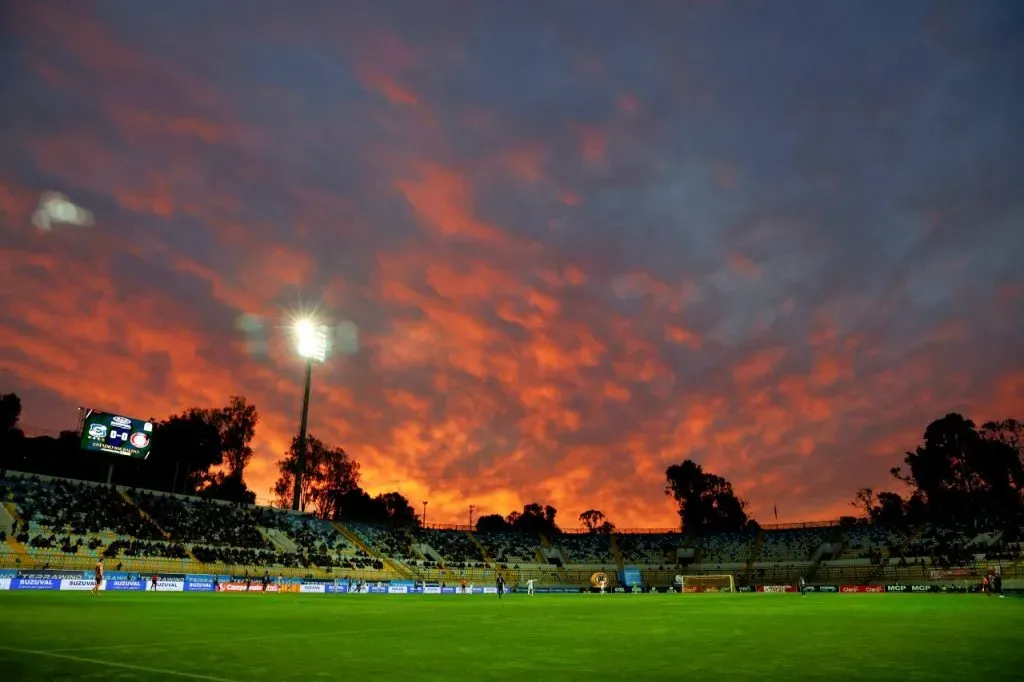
272, 434, 361, 517
476, 514, 511, 533
206, 396, 258, 478
506, 503, 559, 536
0, 393, 22, 433
892, 413, 1024, 526
665, 459, 754, 535
147, 409, 225, 495
579, 509, 615, 533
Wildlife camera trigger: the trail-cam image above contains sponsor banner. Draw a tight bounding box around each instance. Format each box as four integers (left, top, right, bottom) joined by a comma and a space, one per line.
324, 584, 349, 594
814, 585, 839, 593
279, 584, 300, 593
387, 585, 408, 594
106, 579, 146, 592
758, 585, 796, 594
910, 585, 938, 593
0, 578, 11, 591
0, 569, 17, 579
840, 585, 885, 593
60, 579, 97, 591
300, 584, 326, 594
368, 584, 388, 594
885, 585, 908, 593
150, 581, 185, 592
470, 587, 484, 594
184, 581, 215, 592
219, 582, 277, 592
441, 586, 457, 594
9, 578, 59, 591
423, 586, 441, 594
482, 587, 498, 594
737, 585, 756, 593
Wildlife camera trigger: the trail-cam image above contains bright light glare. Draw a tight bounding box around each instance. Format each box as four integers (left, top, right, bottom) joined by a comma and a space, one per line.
293, 318, 327, 362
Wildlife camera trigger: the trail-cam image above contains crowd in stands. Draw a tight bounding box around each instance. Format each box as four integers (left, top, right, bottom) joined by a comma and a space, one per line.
104, 539, 190, 560
351, 524, 414, 560
696, 532, 757, 563
556, 533, 613, 563
2, 476, 164, 540
759, 528, 828, 562
617, 533, 681, 564
477, 533, 538, 566
409, 528, 485, 567
133, 491, 270, 549
2, 473, 1019, 587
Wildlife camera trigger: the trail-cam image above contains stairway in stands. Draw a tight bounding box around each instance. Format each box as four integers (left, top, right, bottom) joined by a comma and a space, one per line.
540, 534, 570, 584
331, 522, 419, 580
1, 502, 32, 564
610, 534, 625, 574
740, 529, 765, 584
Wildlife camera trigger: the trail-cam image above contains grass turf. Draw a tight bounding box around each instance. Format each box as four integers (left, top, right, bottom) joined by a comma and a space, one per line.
0, 592, 1021, 681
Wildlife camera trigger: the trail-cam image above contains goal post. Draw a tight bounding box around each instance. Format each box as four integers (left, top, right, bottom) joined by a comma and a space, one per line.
681, 575, 735, 593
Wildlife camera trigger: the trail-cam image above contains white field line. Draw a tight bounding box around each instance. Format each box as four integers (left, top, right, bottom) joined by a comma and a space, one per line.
0, 646, 240, 682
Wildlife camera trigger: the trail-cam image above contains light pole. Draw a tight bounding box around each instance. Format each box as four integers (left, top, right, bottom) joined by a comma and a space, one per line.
469, 504, 476, 530
291, 319, 329, 512
422, 501, 428, 527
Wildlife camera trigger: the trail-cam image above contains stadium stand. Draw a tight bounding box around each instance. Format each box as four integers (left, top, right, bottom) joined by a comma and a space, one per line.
1, 471, 1020, 590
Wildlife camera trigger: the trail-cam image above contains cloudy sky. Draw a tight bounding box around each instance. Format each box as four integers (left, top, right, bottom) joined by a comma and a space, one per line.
1, 0, 1021, 528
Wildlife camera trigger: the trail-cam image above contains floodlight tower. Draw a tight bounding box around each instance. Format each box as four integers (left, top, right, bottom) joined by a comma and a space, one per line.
292, 319, 329, 512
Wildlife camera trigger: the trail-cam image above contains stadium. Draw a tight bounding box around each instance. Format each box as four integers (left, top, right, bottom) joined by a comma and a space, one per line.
3, 2, 1024, 680
1, 466, 1022, 680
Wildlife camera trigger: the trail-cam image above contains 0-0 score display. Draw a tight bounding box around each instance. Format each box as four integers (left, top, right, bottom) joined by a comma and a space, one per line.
80, 409, 154, 459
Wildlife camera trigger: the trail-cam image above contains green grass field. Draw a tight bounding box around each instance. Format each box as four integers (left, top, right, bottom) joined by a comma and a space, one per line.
0, 592, 1021, 681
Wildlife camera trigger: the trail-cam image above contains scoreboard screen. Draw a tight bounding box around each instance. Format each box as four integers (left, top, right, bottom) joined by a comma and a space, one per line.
80, 409, 154, 459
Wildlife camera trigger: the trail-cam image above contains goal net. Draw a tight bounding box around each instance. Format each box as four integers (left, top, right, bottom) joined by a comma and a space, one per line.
681, 575, 735, 593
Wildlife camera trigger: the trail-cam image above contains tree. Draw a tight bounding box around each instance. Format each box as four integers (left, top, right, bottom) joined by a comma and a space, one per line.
205, 396, 258, 478
665, 459, 754, 535
981, 418, 1023, 464
506, 503, 559, 536
892, 413, 1024, 526
0, 393, 22, 433
476, 514, 512, 533
146, 409, 224, 495
853, 487, 909, 526
852, 488, 876, 519
202, 471, 257, 505
579, 509, 610, 533
333, 488, 418, 526
375, 491, 418, 526
0, 393, 24, 468
272, 434, 361, 518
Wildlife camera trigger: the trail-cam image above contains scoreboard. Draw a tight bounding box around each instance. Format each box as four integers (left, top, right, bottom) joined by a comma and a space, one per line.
79, 409, 154, 459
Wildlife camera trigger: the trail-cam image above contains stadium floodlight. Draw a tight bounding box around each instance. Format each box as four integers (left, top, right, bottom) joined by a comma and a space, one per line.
291, 317, 329, 511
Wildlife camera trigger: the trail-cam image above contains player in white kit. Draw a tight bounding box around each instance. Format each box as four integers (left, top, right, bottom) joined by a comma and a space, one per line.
526, 578, 535, 595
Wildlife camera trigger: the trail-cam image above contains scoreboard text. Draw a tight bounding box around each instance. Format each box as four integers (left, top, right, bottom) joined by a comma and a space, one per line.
80, 409, 154, 459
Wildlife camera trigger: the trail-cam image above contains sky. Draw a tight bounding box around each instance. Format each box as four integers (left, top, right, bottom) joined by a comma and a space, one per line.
1, 0, 1022, 529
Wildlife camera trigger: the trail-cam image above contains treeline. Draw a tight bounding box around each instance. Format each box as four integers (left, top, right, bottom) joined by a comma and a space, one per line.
2, 390, 1021, 534
0, 393, 262, 505
851, 415, 1023, 531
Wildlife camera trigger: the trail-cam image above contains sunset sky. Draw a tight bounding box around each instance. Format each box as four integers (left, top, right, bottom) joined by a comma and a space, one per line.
1, 1, 1021, 528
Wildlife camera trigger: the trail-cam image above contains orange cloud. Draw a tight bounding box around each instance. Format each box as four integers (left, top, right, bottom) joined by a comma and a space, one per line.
396, 163, 514, 245
577, 125, 607, 164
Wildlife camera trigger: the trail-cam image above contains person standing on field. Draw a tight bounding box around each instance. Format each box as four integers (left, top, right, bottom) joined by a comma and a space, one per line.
91, 560, 103, 596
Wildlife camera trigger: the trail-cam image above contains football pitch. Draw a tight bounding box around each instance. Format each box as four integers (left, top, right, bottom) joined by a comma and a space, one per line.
0, 593, 1021, 681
